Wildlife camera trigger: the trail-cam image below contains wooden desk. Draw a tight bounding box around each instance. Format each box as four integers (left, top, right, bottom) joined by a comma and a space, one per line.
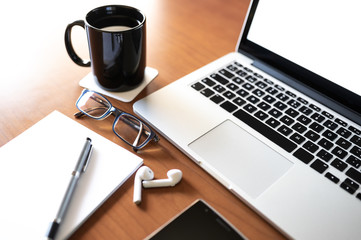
0, 0, 286, 239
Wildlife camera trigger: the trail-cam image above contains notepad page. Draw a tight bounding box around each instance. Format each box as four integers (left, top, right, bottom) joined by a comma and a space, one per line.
0, 111, 143, 240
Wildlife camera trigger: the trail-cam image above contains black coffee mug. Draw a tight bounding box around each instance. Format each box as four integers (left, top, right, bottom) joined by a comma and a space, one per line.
65, 5, 146, 92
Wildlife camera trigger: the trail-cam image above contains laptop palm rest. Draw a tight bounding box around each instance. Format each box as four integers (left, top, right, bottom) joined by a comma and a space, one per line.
189, 120, 293, 198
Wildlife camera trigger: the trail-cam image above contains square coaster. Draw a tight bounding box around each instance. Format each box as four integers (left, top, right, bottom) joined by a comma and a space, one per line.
79, 67, 158, 102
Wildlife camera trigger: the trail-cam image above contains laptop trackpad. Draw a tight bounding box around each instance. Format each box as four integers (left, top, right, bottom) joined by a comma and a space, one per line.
189, 120, 293, 198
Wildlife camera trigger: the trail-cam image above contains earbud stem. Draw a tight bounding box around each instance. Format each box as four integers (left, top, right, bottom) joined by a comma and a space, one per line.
142, 179, 175, 188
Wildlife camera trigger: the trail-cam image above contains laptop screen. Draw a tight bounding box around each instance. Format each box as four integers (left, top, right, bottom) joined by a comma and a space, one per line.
238, 0, 361, 124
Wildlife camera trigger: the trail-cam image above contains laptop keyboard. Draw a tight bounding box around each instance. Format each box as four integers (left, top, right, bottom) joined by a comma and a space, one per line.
191, 61, 361, 201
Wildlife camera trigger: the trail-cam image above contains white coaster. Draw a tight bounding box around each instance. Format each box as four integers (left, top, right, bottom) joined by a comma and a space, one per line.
79, 67, 158, 102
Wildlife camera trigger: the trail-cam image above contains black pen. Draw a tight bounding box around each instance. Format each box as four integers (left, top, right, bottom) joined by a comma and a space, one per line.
45, 137, 93, 240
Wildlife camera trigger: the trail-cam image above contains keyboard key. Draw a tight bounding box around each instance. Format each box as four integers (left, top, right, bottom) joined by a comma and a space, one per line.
233, 109, 297, 152
278, 125, 293, 136
274, 101, 288, 110
269, 108, 282, 118
292, 122, 307, 134
255, 81, 268, 89
351, 146, 361, 158
227, 83, 239, 91
285, 108, 299, 118
337, 127, 352, 139
257, 102, 271, 111
290, 133, 306, 144
276, 93, 289, 102
246, 75, 257, 83
309, 104, 321, 112
332, 146, 348, 159
236, 69, 247, 77
325, 172, 340, 183
309, 122, 325, 133
200, 88, 215, 97
210, 95, 225, 104
341, 178, 359, 194
266, 118, 280, 128
323, 120, 338, 130
243, 67, 253, 73
305, 130, 320, 141
275, 85, 285, 91
350, 135, 361, 147
335, 137, 352, 150
311, 113, 326, 123
297, 115, 312, 125
287, 99, 301, 108
201, 78, 216, 87
335, 118, 347, 127
220, 101, 238, 113
303, 141, 319, 153
236, 89, 249, 97
263, 95, 276, 104
280, 115, 295, 126
234, 62, 243, 67
192, 82, 205, 90
322, 130, 338, 141
254, 110, 269, 121
243, 83, 254, 90
247, 95, 260, 104
265, 87, 278, 95
293, 148, 314, 164
299, 106, 313, 115
232, 77, 244, 85
252, 89, 265, 97
233, 97, 246, 107
219, 69, 234, 79
349, 126, 361, 135
243, 103, 258, 114
211, 73, 229, 85
285, 90, 296, 98
227, 64, 238, 72
297, 97, 308, 105
346, 155, 361, 168
214, 85, 226, 93
263, 78, 274, 85
346, 167, 361, 184
310, 159, 328, 173
223, 91, 236, 99
318, 138, 334, 150
322, 111, 334, 119
316, 149, 333, 162
331, 158, 348, 172
254, 72, 263, 79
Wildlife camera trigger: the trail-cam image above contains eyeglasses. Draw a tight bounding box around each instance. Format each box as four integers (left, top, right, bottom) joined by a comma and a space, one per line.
75, 89, 159, 152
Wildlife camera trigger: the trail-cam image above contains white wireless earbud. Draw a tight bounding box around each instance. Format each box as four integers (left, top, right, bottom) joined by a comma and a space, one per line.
133, 166, 154, 204
142, 169, 182, 188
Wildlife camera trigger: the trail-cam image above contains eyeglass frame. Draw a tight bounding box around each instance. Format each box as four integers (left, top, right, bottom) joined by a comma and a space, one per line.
74, 89, 159, 152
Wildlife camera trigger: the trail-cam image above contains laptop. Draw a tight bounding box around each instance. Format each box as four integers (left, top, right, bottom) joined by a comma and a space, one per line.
133, 0, 361, 239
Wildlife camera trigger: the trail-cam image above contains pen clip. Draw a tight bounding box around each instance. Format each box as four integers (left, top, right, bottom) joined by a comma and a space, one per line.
82, 144, 93, 172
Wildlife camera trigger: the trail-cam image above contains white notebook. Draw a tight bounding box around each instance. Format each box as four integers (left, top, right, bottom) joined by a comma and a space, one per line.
0, 111, 143, 240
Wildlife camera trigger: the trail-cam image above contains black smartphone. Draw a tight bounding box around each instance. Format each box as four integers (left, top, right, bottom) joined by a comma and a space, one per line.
145, 199, 247, 240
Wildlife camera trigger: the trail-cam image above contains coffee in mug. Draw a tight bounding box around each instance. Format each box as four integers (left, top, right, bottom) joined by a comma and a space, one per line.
65, 5, 146, 92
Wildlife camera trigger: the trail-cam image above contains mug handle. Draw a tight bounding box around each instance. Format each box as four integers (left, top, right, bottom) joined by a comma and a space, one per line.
64, 20, 90, 67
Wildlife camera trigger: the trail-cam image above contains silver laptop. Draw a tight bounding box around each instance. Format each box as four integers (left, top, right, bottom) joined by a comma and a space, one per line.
134, 0, 361, 239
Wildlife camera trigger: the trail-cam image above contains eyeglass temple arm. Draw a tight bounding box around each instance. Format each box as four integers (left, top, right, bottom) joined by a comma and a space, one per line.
74, 106, 109, 118
133, 122, 143, 146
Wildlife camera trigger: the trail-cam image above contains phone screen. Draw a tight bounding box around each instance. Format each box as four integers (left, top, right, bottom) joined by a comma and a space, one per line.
147, 200, 247, 240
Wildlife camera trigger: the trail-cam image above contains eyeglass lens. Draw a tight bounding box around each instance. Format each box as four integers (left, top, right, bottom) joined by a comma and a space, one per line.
114, 114, 153, 148
77, 91, 111, 119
